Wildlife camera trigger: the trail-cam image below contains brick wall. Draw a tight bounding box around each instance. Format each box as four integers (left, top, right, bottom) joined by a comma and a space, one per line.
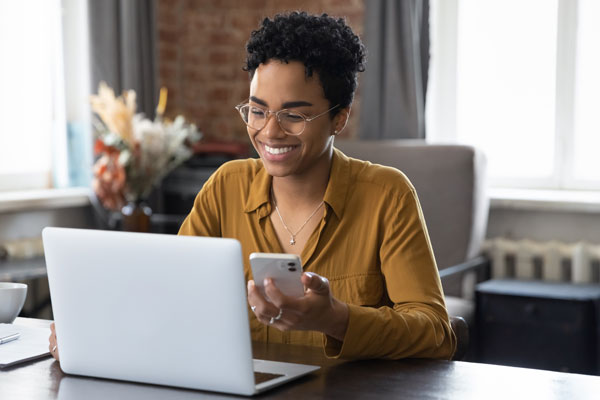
157, 0, 365, 142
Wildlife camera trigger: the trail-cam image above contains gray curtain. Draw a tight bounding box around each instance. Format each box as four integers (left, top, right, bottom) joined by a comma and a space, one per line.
359, 0, 429, 139
88, 0, 158, 119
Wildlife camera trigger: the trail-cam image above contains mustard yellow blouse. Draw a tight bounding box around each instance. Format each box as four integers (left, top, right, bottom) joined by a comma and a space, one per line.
178, 148, 456, 360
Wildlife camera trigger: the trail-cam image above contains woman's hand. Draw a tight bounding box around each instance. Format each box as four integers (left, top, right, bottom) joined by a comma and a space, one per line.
48, 322, 60, 361
247, 272, 349, 341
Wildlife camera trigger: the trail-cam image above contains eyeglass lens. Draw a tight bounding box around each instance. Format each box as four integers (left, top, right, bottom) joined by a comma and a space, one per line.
239, 105, 305, 135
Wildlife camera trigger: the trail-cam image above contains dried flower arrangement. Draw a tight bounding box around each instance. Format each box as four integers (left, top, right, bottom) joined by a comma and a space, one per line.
90, 82, 201, 211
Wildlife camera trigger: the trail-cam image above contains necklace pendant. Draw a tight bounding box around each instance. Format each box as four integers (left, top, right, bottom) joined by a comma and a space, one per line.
290, 238, 296, 245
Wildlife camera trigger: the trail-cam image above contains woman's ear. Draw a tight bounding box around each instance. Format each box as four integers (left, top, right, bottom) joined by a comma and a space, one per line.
332, 107, 350, 136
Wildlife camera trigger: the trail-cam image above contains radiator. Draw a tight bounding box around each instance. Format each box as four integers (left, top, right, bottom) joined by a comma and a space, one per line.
482, 238, 600, 283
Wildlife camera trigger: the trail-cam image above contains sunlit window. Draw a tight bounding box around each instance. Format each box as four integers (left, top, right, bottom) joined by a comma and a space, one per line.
428, 0, 599, 190
571, 0, 600, 184
456, 0, 557, 182
0, 0, 65, 191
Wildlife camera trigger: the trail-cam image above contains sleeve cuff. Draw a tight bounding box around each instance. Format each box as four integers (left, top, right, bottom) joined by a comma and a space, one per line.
322, 303, 370, 359
322, 303, 456, 360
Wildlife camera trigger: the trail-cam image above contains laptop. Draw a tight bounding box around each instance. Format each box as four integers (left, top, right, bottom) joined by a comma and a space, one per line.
42, 227, 319, 396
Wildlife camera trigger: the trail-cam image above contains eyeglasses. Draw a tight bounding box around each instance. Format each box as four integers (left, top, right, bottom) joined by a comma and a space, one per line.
235, 100, 339, 136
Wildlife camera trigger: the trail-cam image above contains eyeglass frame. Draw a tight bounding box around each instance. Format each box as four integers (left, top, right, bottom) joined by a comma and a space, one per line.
234, 100, 340, 136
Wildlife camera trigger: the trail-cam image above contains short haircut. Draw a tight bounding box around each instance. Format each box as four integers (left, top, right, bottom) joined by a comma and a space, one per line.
244, 11, 366, 116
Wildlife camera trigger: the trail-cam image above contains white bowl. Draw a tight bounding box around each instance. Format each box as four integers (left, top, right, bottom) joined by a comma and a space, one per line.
0, 282, 27, 323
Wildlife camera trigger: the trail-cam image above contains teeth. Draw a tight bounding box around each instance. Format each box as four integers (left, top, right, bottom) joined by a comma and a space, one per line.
265, 145, 294, 155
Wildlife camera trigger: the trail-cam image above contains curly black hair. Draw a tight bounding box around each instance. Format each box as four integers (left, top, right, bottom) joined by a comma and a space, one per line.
244, 11, 366, 116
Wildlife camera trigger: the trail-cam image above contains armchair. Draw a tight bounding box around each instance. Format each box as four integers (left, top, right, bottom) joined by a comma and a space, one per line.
334, 140, 490, 329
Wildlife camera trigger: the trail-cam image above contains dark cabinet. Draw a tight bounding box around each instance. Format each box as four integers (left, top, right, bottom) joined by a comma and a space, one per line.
476, 279, 600, 374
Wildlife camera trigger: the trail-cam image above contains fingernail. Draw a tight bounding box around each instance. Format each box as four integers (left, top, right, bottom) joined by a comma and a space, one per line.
264, 278, 270, 286
305, 272, 316, 278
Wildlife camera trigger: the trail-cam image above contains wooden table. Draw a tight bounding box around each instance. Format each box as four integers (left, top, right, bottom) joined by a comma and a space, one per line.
2, 319, 600, 399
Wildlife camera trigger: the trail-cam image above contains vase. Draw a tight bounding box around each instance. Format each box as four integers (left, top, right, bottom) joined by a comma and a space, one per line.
121, 200, 153, 232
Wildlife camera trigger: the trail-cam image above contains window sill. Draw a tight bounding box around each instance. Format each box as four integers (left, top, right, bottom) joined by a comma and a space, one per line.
490, 188, 600, 213
0, 187, 92, 213
2, 187, 598, 215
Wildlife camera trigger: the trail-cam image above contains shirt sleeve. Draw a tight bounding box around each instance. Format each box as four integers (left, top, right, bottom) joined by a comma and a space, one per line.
178, 174, 222, 238
323, 188, 457, 360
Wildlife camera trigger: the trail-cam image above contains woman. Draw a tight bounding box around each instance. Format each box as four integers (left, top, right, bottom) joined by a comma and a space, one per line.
50, 11, 455, 361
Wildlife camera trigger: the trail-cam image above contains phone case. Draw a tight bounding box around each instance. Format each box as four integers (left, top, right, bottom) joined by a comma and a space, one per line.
249, 253, 304, 299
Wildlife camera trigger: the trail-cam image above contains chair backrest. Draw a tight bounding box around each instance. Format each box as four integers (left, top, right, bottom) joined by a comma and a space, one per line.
334, 139, 489, 272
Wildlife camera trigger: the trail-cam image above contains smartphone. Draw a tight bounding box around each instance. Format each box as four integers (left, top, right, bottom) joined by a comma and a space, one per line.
249, 252, 304, 300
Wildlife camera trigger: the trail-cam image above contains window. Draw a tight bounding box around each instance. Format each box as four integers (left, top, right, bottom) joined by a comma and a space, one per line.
571, 0, 600, 185
0, 0, 66, 191
427, 0, 600, 190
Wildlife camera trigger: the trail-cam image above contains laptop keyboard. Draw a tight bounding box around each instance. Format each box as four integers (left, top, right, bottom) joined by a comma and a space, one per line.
254, 371, 285, 384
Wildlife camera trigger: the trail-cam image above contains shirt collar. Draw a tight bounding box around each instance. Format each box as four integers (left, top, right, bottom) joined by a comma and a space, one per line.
243, 148, 350, 219
323, 148, 350, 220
244, 160, 272, 217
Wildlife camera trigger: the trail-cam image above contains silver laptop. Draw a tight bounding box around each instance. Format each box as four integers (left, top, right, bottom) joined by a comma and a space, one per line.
42, 227, 319, 396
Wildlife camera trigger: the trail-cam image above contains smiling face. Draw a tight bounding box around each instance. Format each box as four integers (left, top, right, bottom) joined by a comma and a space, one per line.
247, 60, 347, 180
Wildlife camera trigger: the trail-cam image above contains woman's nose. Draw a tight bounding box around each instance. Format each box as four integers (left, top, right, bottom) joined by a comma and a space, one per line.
262, 113, 286, 138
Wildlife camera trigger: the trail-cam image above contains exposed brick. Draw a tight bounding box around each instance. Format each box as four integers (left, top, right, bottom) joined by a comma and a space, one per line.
230, 13, 263, 32
182, 50, 209, 65
206, 0, 268, 10
188, 13, 227, 32
158, 27, 181, 43
244, 0, 269, 9
207, 87, 232, 102
209, 31, 242, 46
159, 64, 177, 79
211, 118, 240, 139
159, 0, 183, 8
182, 67, 208, 82
209, 50, 237, 64
265, 0, 319, 12
186, 103, 208, 117
159, 47, 178, 61
210, 65, 238, 80
182, 90, 200, 104
158, 10, 181, 27
327, 0, 356, 7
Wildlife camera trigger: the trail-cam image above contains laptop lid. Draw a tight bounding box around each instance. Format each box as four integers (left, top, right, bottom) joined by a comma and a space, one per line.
43, 227, 257, 395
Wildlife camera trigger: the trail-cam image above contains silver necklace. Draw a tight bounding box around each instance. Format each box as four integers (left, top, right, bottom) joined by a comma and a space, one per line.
272, 189, 324, 246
